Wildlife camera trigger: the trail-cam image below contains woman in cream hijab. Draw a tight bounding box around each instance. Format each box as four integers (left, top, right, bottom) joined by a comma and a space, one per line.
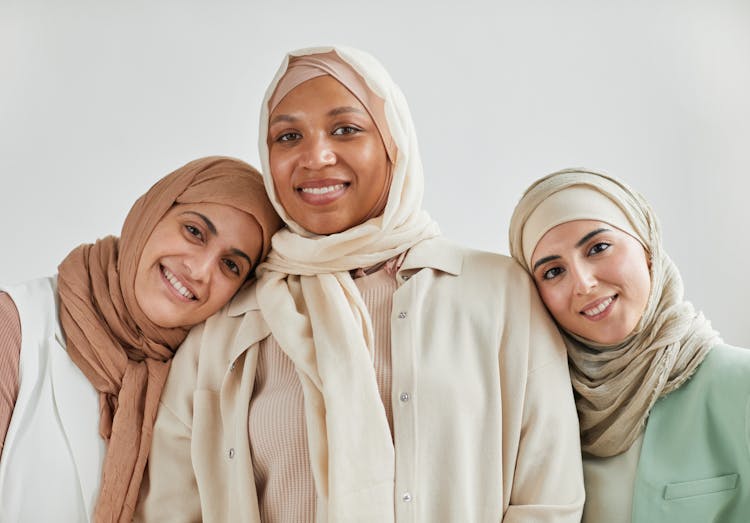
509, 168, 750, 522
139, 46, 584, 522
0, 156, 281, 522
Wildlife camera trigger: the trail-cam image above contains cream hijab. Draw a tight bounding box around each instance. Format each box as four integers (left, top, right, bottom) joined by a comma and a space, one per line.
255, 46, 440, 521
508, 168, 720, 457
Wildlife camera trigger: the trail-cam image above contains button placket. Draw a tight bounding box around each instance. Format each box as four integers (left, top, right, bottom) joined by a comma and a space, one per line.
392, 282, 417, 520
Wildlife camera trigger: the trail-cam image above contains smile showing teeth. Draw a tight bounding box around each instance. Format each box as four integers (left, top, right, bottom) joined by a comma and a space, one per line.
162, 267, 195, 300
299, 183, 345, 195
582, 296, 614, 316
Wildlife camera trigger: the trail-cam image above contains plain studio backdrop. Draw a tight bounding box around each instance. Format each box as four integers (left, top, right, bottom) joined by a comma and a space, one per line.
1, 0, 748, 346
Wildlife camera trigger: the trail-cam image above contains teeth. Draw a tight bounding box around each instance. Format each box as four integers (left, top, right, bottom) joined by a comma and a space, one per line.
300, 184, 345, 195
583, 296, 613, 316
162, 267, 195, 299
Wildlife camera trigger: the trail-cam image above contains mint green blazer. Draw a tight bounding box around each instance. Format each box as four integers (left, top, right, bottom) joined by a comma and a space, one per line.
632, 344, 750, 522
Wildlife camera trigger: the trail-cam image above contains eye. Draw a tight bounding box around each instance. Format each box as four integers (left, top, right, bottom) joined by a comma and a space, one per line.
588, 242, 611, 256
276, 131, 302, 142
332, 125, 361, 136
542, 266, 565, 281
222, 258, 241, 276
185, 224, 203, 240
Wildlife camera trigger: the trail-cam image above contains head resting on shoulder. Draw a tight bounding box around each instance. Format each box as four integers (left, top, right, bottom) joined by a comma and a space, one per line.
508, 168, 663, 346
121, 155, 282, 330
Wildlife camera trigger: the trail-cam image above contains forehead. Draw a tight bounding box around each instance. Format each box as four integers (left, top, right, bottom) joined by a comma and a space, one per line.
270, 75, 365, 117
532, 220, 613, 260
171, 201, 255, 232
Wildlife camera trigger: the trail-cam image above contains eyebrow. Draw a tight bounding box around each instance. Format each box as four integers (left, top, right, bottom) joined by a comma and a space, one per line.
269, 106, 365, 126
575, 228, 610, 247
269, 114, 297, 125
181, 211, 253, 267
182, 211, 217, 235
230, 248, 253, 267
327, 106, 365, 117
531, 228, 612, 272
532, 254, 560, 272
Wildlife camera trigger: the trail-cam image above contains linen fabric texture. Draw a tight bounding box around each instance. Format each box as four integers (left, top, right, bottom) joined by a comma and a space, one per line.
508, 168, 721, 457
255, 46, 440, 521
55, 156, 280, 522
135, 237, 585, 522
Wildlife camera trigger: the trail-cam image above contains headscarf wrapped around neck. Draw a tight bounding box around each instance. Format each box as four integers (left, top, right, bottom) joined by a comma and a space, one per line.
255, 46, 440, 521
508, 168, 721, 457
57, 156, 281, 522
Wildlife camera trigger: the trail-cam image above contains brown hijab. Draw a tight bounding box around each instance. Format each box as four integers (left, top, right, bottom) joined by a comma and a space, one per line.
56, 156, 281, 523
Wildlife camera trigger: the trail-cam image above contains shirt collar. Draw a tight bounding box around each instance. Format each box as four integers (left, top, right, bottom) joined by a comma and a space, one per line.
227, 282, 260, 317
399, 236, 463, 277
227, 237, 462, 316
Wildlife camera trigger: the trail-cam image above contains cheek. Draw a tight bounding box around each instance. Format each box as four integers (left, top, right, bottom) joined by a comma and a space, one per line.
634, 262, 652, 309
207, 277, 243, 310
133, 237, 159, 291
269, 150, 293, 181
364, 144, 388, 180
538, 285, 569, 319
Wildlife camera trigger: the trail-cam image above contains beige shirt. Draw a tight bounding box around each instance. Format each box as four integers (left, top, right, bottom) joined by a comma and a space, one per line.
582, 433, 644, 523
249, 268, 397, 521
136, 238, 584, 522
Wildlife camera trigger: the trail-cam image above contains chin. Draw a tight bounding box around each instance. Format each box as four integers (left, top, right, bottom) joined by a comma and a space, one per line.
588, 329, 630, 346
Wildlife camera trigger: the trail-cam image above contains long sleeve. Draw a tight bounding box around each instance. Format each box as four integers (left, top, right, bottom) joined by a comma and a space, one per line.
0, 292, 21, 453
503, 286, 585, 522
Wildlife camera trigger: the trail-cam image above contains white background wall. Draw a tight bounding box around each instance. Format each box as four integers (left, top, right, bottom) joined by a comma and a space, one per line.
2, 0, 748, 346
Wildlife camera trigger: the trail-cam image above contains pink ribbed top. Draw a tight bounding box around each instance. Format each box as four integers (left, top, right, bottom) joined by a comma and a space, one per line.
0, 292, 21, 453
248, 268, 397, 522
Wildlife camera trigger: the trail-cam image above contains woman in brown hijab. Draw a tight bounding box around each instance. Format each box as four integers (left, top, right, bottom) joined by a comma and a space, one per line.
0, 156, 281, 522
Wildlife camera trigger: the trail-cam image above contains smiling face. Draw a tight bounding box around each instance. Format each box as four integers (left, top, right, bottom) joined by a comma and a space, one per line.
530, 220, 651, 345
267, 75, 389, 235
134, 202, 263, 328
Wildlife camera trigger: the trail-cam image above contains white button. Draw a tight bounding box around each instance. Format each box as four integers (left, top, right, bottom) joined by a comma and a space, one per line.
230, 361, 236, 371
402, 492, 412, 502
228, 448, 235, 459
400, 392, 410, 402
402, 274, 410, 281
398, 311, 407, 319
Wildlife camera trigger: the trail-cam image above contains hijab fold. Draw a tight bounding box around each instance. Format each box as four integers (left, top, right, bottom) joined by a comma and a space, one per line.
57, 156, 280, 522
509, 168, 721, 457
255, 46, 440, 521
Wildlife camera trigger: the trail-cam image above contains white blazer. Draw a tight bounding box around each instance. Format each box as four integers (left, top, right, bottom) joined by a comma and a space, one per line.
0, 277, 105, 523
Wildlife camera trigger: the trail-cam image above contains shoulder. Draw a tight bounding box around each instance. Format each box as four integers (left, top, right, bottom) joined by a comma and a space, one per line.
0, 277, 60, 338
657, 344, 750, 418
693, 344, 750, 393
168, 281, 269, 389
412, 237, 534, 292
0, 277, 57, 306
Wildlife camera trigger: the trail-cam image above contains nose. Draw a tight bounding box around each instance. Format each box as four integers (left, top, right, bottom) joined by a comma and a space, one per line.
300, 134, 336, 170
182, 252, 214, 284
570, 262, 597, 295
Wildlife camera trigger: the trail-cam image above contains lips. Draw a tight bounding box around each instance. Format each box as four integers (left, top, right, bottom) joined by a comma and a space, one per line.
295, 178, 350, 205
580, 295, 616, 319
161, 265, 196, 301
